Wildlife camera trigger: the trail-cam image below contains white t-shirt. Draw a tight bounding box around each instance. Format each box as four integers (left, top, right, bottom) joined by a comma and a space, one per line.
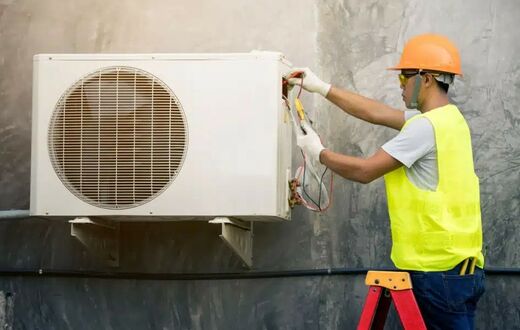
381, 111, 438, 191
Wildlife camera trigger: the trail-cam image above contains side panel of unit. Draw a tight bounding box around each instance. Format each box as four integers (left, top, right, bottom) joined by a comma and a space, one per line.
276, 61, 293, 219
30, 59, 42, 215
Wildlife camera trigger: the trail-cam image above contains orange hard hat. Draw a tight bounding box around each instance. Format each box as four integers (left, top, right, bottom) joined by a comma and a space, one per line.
388, 33, 462, 75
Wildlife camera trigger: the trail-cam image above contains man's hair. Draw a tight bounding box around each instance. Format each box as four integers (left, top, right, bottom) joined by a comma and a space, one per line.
436, 79, 449, 93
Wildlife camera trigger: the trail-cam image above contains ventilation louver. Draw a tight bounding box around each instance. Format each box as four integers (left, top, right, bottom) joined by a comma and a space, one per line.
48, 66, 188, 209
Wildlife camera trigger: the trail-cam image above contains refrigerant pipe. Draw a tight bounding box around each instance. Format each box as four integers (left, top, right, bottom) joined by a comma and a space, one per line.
0, 209, 30, 219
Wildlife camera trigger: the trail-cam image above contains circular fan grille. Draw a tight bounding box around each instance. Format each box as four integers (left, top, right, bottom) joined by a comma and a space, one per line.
49, 66, 188, 209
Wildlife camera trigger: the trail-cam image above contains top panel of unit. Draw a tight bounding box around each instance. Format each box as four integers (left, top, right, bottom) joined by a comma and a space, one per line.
34, 51, 291, 65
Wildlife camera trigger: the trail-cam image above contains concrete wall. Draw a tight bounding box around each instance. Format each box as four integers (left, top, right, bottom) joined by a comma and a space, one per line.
1, 0, 519, 329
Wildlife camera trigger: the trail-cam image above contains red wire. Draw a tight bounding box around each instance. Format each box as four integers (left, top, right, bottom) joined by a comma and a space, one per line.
297, 75, 304, 99
319, 172, 334, 212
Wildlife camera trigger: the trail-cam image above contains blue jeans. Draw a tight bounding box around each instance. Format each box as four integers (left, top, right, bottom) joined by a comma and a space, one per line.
409, 263, 485, 330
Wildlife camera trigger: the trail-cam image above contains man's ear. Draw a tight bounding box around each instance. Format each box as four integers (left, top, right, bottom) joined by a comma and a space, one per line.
422, 73, 434, 88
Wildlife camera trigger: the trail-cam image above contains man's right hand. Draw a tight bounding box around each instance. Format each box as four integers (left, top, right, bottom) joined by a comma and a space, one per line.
286, 68, 331, 98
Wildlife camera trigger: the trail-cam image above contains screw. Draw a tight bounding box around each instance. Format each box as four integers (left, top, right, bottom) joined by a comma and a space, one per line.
374, 279, 380, 284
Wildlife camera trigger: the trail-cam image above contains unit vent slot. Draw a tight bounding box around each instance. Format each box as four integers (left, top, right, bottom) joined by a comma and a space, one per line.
48, 66, 188, 209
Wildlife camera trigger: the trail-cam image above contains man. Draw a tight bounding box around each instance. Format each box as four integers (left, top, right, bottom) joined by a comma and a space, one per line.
287, 34, 485, 329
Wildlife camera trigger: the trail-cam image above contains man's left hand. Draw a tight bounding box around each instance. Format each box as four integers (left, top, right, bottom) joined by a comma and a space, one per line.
297, 121, 326, 162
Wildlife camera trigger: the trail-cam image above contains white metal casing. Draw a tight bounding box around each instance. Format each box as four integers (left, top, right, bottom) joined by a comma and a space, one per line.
31, 51, 293, 221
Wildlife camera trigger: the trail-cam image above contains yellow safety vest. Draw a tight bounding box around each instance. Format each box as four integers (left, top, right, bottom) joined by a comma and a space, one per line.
384, 104, 484, 271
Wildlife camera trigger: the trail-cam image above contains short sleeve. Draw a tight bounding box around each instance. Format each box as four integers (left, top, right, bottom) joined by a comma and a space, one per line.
382, 117, 435, 168
404, 110, 421, 121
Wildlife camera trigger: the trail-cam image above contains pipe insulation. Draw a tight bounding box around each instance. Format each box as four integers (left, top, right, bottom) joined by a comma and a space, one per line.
0, 210, 30, 219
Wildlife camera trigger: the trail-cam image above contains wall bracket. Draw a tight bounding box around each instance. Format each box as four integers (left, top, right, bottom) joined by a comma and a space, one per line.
69, 217, 120, 267
209, 217, 253, 268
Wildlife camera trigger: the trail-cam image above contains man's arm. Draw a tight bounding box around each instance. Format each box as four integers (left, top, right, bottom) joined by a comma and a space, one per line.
286, 68, 406, 130
296, 121, 403, 183
326, 86, 406, 130
319, 148, 402, 183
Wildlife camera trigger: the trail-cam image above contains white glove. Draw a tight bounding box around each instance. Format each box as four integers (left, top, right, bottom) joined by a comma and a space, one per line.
286, 67, 331, 97
297, 121, 326, 162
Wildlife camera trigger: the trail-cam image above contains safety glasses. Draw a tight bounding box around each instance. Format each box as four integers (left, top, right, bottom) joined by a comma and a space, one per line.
398, 70, 440, 86
398, 71, 420, 86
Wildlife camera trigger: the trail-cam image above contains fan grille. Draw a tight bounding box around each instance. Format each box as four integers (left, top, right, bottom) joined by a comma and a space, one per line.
48, 66, 188, 209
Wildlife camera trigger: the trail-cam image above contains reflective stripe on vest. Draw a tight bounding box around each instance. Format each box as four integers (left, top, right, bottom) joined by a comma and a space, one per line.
384, 104, 484, 271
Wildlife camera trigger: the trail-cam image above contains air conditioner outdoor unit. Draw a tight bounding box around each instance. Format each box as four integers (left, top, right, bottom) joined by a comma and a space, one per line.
30, 51, 294, 267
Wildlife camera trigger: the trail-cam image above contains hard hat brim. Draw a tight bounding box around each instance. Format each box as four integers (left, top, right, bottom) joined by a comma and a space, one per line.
386, 65, 463, 76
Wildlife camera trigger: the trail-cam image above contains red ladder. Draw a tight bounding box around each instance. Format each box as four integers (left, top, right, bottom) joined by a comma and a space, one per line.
357, 271, 427, 330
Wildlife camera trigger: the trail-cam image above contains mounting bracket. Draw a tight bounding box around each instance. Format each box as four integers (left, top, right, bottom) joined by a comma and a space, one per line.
69, 217, 120, 267
209, 217, 253, 268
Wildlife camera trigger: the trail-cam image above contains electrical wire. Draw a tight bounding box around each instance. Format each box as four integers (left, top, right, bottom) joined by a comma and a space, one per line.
297, 75, 304, 98
301, 151, 321, 209
318, 167, 328, 211
0, 266, 517, 281
283, 81, 334, 212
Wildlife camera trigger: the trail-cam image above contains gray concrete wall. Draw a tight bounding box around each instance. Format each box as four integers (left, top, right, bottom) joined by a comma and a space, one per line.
1, 0, 519, 329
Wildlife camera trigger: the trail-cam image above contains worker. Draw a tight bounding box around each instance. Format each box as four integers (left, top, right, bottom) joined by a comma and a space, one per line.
287, 33, 485, 329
